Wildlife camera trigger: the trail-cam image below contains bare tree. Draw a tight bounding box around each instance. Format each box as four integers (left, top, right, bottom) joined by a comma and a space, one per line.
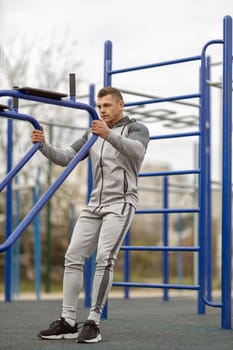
0, 32, 89, 182
0, 32, 90, 220
0, 32, 91, 283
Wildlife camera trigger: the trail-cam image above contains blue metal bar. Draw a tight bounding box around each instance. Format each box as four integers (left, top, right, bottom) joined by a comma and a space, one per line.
139, 169, 200, 177
112, 282, 200, 290
104, 40, 112, 86
198, 55, 205, 316
221, 15, 232, 330
198, 38, 224, 316
149, 131, 200, 140
0, 144, 40, 192
163, 176, 169, 301
206, 56, 212, 301
0, 90, 99, 120
120, 246, 199, 252
12, 176, 20, 298
0, 109, 41, 129
32, 168, 41, 301
109, 55, 201, 75
0, 134, 98, 253
124, 93, 200, 108
5, 119, 13, 302
85, 84, 95, 309
136, 208, 199, 214
201, 295, 222, 308
44, 125, 53, 293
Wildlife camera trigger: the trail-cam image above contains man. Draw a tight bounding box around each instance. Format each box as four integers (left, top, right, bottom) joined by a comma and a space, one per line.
32, 87, 150, 343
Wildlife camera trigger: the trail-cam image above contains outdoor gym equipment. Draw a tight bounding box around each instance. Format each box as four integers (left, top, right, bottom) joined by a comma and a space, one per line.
93, 15, 232, 329
0, 77, 99, 302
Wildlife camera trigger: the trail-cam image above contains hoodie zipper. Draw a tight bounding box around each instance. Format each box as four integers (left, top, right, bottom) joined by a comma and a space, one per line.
97, 120, 131, 207
98, 139, 106, 206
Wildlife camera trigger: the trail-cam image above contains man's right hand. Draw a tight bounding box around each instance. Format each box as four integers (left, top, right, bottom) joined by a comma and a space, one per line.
31, 125, 45, 145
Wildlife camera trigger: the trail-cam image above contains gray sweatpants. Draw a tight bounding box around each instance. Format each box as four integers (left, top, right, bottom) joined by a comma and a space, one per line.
62, 202, 135, 324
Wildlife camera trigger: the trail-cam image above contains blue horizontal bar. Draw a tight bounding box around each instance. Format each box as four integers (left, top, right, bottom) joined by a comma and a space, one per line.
112, 281, 200, 290
150, 131, 200, 140
0, 134, 98, 253
136, 208, 200, 214
120, 245, 200, 252
109, 55, 201, 75
0, 90, 99, 120
139, 169, 200, 177
124, 93, 200, 108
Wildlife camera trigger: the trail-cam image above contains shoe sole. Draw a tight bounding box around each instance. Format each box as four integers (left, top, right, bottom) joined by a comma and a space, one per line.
77, 334, 102, 343
39, 332, 78, 340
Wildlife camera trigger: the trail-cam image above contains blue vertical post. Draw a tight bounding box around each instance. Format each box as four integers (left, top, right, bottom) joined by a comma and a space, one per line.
5, 117, 13, 302
163, 176, 169, 301
206, 56, 212, 301
221, 15, 232, 330
104, 40, 112, 87
12, 175, 21, 299
5, 96, 17, 302
33, 168, 41, 300
198, 47, 208, 315
85, 84, 95, 308
45, 125, 53, 293
103, 41, 112, 317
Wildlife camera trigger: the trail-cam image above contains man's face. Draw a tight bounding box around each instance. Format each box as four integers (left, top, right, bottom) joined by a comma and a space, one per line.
97, 94, 124, 127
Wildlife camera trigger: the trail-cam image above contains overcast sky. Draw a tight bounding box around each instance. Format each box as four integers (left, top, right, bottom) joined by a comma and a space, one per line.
1, 0, 232, 89
0, 0, 232, 177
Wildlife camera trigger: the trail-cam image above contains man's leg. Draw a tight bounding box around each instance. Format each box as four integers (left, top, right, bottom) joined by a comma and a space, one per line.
62, 207, 102, 323
89, 203, 135, 321
77, 203, 135, 343
38, 206, 102, 339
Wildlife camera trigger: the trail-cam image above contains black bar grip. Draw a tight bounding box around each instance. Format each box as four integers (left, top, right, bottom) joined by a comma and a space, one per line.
69, 73, 76, 97
13, 86, 19, 109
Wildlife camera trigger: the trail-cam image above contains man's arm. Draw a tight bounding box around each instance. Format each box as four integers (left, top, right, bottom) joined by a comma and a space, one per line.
91, 119, 150, 160
39, 142, 77, 167
106, 122, 150, 160
32, 126, 89, 167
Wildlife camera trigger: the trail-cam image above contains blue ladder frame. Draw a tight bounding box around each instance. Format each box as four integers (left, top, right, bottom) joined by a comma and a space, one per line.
99, 15, 232, 329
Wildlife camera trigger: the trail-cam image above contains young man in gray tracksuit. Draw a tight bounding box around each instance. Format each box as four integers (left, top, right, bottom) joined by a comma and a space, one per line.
32, 87, 150, 343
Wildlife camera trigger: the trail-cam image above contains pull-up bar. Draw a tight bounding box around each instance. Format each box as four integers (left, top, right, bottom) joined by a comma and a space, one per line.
0, 87, 99, 119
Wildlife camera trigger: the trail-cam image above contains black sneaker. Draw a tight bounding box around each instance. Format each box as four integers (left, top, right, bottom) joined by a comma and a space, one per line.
77, 320, 102, 343
38, 317, 78, 340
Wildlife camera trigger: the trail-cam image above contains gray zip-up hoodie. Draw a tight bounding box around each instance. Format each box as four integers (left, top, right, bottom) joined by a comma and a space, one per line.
40, 116, 150, 208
